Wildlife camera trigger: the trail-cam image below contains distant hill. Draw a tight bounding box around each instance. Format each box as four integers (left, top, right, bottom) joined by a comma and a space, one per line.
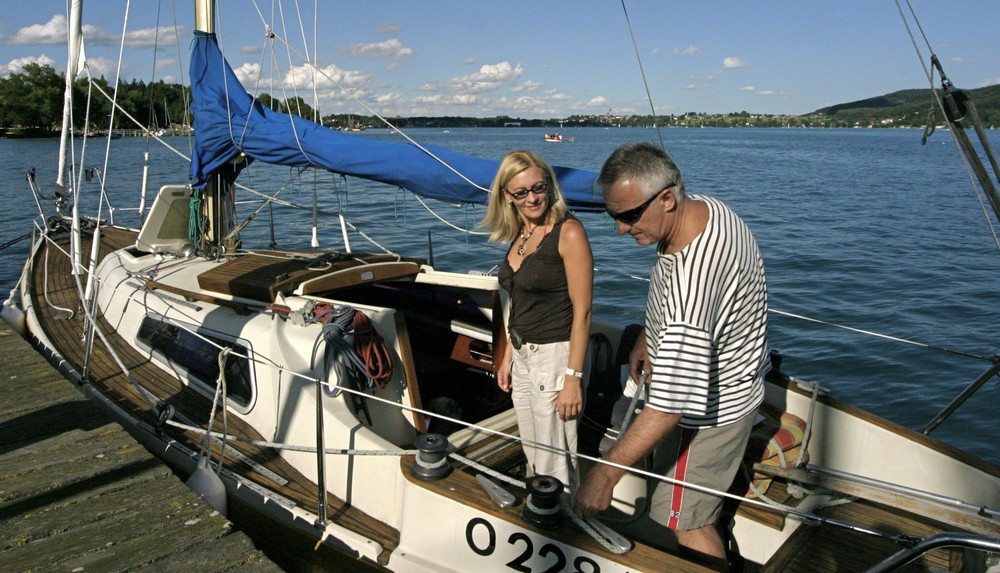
810, 83, 1000, 127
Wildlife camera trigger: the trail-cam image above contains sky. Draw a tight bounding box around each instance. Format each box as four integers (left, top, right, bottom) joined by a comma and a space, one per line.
0, 1, 998, 119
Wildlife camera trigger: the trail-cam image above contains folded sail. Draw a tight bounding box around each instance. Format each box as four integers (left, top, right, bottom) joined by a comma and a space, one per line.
189, 32, 603, 211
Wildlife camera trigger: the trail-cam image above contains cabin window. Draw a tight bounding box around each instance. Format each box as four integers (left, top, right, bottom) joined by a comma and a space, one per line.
137, 316, 255, 410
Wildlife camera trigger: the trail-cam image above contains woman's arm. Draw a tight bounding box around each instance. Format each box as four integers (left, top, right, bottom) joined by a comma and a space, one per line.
557, 218, 593, 420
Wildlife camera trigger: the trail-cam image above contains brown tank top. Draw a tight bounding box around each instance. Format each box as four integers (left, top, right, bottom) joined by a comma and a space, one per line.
498, 216, 574, 343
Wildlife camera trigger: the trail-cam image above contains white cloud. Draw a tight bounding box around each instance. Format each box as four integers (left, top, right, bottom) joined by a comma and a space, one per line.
7, 14, 66, 45
285, 62, 372, 91
413, 94, 444, 104
675, 45, 699, 57
739, 85, 756, 92
8, 13, 185, 50
449, 61, 522, 94
510, 80, 542, 93
2, 54, 56, 76
84, 57, 119, 80
977, 78, 1000, 87
376, 24, 400, 34
723, 57, 746, 69
587, 96, 608, 107
413, 93, 481, 106
417, 80, 443, 92
682, 83, 709, 90
374, 92, 402, 104
121, 26, 186, 49
344, 38, 413, 59
756, 90, 777, 96
233, 62, 262, 85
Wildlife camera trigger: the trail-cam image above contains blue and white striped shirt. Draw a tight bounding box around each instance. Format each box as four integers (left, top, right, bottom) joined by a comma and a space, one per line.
644, 196, 769, 427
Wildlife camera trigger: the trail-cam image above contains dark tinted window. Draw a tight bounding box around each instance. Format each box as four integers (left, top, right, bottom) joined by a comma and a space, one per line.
137, 317, 254, 407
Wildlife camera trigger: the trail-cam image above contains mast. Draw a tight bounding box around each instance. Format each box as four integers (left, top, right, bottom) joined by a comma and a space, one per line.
195, 0, 214, 35
193, 0, 237, 258
58, 0, 84, 193
64, 0, 84, 278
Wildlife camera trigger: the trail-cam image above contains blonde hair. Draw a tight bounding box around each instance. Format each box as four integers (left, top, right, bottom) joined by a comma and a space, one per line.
480, 149, 568, 243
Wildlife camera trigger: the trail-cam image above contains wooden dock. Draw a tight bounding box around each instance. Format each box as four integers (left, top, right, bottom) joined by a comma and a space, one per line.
0, 321, 283, 572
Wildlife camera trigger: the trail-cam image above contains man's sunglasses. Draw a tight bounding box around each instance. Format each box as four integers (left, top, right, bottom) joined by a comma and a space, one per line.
606, 185, 673, 224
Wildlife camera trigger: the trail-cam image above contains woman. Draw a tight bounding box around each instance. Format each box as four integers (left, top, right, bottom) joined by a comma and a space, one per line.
481, 149, 593, 491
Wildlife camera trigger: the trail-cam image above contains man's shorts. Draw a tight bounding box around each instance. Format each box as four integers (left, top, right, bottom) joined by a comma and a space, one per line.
648, 411, 756, 530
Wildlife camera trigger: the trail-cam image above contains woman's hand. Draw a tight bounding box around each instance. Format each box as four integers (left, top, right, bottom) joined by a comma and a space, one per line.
497, 345, 513, 392
556, 376, 583, 420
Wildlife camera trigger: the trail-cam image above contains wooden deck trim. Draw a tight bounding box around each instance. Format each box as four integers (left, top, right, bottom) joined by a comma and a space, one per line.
754, 463, 1000, 537
27, 228, 401, 563
196, 250, 424, 303
393, 312, 426, 432
145, 279, 251, 314
295, 261, 420, 296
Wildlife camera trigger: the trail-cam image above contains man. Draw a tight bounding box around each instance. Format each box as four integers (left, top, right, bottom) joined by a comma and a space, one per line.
575, 142, 770, 563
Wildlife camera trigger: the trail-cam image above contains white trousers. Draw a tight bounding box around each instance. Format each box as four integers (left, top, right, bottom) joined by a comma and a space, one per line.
510, 340, 583, 491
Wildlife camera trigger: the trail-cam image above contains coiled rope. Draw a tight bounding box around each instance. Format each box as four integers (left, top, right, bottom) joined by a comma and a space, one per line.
310, 303, 393, 390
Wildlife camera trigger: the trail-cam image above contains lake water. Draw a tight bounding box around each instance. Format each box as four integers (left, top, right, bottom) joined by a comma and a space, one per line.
1, 127, 998, 467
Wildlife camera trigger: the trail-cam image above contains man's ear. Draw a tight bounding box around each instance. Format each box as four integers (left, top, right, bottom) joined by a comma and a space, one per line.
661, 186, 678, 211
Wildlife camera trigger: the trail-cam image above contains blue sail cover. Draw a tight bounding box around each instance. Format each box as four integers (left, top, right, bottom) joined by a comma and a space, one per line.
189, 32, 604, 211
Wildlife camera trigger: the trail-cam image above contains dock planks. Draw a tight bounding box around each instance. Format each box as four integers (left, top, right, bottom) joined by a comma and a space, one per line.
0, 322, 283, 572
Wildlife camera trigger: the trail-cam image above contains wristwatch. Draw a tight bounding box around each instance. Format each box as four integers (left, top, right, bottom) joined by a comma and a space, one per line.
564, 368, 583, 378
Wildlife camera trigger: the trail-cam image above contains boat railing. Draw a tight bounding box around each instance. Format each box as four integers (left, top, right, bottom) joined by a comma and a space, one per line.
922, 360, 1000, 435
865, 531, 1000, 573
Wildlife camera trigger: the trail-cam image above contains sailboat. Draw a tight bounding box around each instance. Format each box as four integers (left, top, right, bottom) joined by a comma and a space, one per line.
4, 1, 1000, 571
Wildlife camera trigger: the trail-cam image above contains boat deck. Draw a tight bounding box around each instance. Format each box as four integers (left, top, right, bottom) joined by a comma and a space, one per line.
26, 225, 400, 566
25, 223, 987, 572
195, 249, 424, 302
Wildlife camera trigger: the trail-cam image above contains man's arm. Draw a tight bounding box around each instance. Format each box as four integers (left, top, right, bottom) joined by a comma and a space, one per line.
575, 407, 682, 517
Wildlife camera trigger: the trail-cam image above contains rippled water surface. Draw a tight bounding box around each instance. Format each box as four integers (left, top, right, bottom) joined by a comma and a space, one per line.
2, 127, 998, 465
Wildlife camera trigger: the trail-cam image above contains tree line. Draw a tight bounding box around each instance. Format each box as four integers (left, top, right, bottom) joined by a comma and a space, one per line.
0, 64, 192, 136
3, 63, 998, 137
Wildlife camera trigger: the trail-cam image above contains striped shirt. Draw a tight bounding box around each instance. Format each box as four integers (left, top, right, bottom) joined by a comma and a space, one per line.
644, 196, 769, 428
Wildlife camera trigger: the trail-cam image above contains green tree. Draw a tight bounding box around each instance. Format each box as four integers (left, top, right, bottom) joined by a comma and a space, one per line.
283, 96, 318, 122
0, 63, 63, 130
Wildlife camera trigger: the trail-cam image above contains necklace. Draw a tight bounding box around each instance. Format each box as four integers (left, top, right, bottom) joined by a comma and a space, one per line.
516, 223, 537, 256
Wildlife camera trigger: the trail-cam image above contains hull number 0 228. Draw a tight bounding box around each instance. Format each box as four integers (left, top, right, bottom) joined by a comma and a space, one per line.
465, 517, 602, 573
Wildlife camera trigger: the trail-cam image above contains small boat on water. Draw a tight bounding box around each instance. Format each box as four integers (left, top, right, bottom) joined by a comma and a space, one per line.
5, 1, 1000, 572
544, 132, 572, 142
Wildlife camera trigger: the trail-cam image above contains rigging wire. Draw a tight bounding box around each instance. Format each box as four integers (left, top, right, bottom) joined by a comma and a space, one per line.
620, 0, 666, 151
895, 0, 1000, 254
31, 2, 1000, 560
771, 308, 998, 363
240, 0, 489, 195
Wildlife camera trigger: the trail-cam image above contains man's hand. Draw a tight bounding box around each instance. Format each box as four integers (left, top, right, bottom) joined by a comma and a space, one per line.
574, 464, 621, 519
628, 333, 648, 385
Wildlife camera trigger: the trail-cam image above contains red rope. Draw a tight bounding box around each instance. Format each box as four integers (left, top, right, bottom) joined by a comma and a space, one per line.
352, 311, 394, 388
